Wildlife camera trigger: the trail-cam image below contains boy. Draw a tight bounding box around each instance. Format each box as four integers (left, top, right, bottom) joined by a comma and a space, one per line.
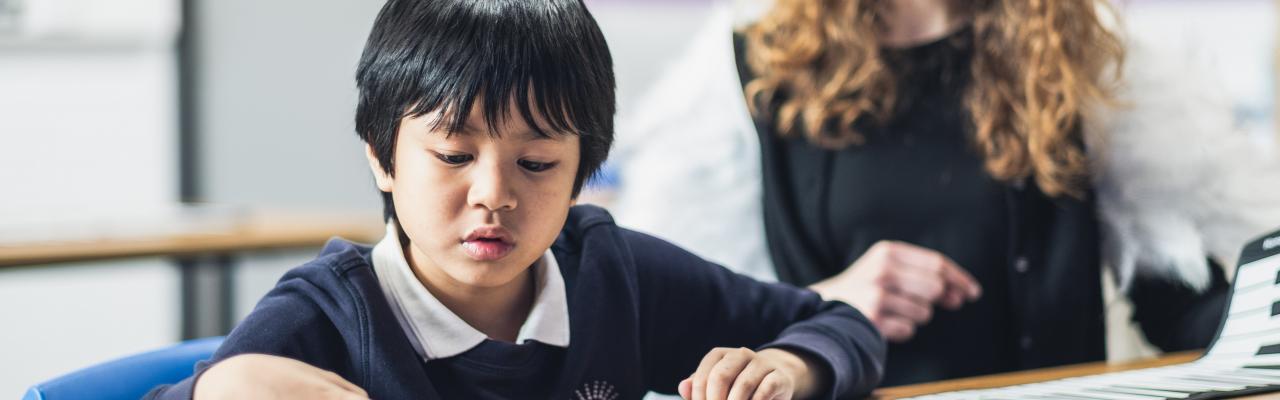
147, 0, 884, 399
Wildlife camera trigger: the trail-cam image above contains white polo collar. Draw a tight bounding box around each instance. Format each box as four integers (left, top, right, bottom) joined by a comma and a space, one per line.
370, 222, 571, 361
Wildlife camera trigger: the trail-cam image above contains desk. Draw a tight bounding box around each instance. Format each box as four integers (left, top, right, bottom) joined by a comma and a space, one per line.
0, 210, 383, 268
873, 351, 1280, 399
0, 207, 384, 338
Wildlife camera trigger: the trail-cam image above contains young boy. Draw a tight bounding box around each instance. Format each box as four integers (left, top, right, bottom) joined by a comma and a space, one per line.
147, 0, 884, 399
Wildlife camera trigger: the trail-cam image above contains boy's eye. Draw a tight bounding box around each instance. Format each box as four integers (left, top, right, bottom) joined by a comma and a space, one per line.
518, 159, 556, 172
436, 153, 473, 165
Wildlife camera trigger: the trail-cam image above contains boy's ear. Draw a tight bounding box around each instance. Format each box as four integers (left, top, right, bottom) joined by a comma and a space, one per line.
364, 143, 394, 192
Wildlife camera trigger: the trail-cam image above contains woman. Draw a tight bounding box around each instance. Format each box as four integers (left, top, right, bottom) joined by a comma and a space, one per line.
612, 0, 1280, 386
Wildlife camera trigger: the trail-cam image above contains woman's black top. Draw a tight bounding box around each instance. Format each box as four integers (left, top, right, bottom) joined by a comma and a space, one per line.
735, 29, 1229, 386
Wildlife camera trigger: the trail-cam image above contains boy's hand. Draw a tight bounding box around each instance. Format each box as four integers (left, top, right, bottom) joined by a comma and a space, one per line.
194, 354, 370, 400
678, 347, 827, 400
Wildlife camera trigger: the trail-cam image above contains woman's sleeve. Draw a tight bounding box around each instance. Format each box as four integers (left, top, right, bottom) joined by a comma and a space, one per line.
608, 6, 778, 283
1127, 258, 1230, 352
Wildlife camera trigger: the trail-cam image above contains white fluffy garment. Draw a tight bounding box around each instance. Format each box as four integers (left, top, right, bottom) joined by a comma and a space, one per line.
1088, 40, 1280, 292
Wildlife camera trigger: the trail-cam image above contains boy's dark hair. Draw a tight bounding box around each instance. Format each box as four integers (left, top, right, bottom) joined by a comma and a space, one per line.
355, 0, 616, 221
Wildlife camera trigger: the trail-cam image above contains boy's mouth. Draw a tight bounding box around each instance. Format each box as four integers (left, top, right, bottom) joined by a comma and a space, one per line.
460, 226, 514, 261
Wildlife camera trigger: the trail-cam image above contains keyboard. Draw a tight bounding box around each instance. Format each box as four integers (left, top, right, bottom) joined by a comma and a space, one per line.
902, 228, 1280, 400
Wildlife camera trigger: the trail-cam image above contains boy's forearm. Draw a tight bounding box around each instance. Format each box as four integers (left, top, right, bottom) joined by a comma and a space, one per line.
757, 348, 830, 399
763, 300, 887, 398
142, 376, 197, 400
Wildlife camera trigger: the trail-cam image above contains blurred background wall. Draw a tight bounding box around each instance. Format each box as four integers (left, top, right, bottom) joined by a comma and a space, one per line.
0, 0, 180, 394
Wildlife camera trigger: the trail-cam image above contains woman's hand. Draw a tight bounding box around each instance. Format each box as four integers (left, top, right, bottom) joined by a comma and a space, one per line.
194, 354, 370, 400
809, 240, 981, 343
678, 347, 825, 400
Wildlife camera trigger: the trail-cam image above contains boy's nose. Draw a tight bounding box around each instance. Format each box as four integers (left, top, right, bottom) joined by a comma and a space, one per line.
466, 162, 517, 212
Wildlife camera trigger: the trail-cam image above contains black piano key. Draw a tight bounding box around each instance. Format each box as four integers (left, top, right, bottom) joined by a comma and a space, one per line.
1272, 301, 1280, 317
1099, 385, 1194, 398
1027, 393, 1121, 400
1186, 374, 1273, 386
1258, 343, 1280, 356
1245, 364, 1280, 370
1273, 268, 1280, 285
1112, 384, 1197, 394
1116, 378, 1218, 392
1084, 387, 1183, 399
1233, 369, 1280, 382
1170, 376, 1252, 391
1185, 385, 1280, 400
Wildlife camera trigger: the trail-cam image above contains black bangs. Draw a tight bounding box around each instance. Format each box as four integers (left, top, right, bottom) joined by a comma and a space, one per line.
401, 1, 609, 140
356, 0, 615, 148
354, 0, 616, 220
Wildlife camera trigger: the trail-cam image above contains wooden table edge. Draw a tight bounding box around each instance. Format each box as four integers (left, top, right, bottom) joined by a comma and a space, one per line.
872, 351, 1204, 399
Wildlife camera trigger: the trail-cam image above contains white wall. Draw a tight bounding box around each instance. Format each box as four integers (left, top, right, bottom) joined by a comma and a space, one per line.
0, 0, 181, 395
1122, 0, 1276, 148
0, 261, 179, 397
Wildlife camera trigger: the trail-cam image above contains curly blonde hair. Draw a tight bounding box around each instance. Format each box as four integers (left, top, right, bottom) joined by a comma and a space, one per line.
742, 0, 1125, 198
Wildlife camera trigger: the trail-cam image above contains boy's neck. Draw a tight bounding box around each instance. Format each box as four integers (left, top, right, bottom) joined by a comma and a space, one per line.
405, 245, 536, 343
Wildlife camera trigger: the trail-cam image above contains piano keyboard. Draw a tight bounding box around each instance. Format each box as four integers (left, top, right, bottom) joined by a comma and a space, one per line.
902, 228, 1280, 400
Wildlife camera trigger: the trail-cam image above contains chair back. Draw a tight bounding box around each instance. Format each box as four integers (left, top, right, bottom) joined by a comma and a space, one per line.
23, 337, 223, 400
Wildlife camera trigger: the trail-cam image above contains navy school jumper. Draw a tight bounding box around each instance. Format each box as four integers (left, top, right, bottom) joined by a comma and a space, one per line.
147, 205, 885, 399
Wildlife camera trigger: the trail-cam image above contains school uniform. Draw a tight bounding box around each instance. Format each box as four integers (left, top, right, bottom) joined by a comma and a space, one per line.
146, 205, 886, 399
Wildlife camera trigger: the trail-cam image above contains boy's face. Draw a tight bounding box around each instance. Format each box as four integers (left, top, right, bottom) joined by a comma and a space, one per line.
366, 103, 579, 291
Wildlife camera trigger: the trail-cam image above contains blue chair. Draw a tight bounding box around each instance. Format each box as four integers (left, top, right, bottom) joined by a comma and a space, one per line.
23, 337, 223, 400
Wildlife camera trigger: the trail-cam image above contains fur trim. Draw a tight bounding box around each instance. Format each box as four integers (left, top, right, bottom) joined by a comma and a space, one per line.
1088, 38, 1280, 292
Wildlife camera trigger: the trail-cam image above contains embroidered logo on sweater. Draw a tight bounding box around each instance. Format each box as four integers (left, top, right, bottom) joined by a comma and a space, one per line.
573, 380, 618, 400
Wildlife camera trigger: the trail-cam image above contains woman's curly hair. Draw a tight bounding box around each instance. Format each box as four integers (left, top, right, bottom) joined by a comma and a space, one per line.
741, 0, 1125, 198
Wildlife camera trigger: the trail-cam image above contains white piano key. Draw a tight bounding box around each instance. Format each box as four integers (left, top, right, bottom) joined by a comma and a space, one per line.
1232, 260, 1279, 289
1227, 303, 1273, 320
1026, 382, 1170, 399
1018, 382, 1167, 399
1206, 344, 1268, 360
1165, 376, 1252, 391
1199, 352, 1273, 366
1248, 354, 1280, 364
1049, 378, 1193, 398
1217, 315, 1280, 338
1208, 353, 1280, 367
993, 385, 1110, 399
1109, 378, 1216, 393
1115, 374, 1237, 392
1069, 391, 1169, 400
1234, 367, 1280, 377
1188, 366, 1280, 383
1184, 373, 1275, 386
975, 395, 1025, 400
1205, 334, 1280, 360
900, 391, 984, 400
931, 387, 1008, 400
1197, 367, 1280, 383
1223, 287, 1280, 317
1088, 387, 1192, 398
1227, 284, 1276, 307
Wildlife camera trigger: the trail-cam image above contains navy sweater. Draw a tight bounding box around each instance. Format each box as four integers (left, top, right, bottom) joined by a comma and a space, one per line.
147, 206, 885, 399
